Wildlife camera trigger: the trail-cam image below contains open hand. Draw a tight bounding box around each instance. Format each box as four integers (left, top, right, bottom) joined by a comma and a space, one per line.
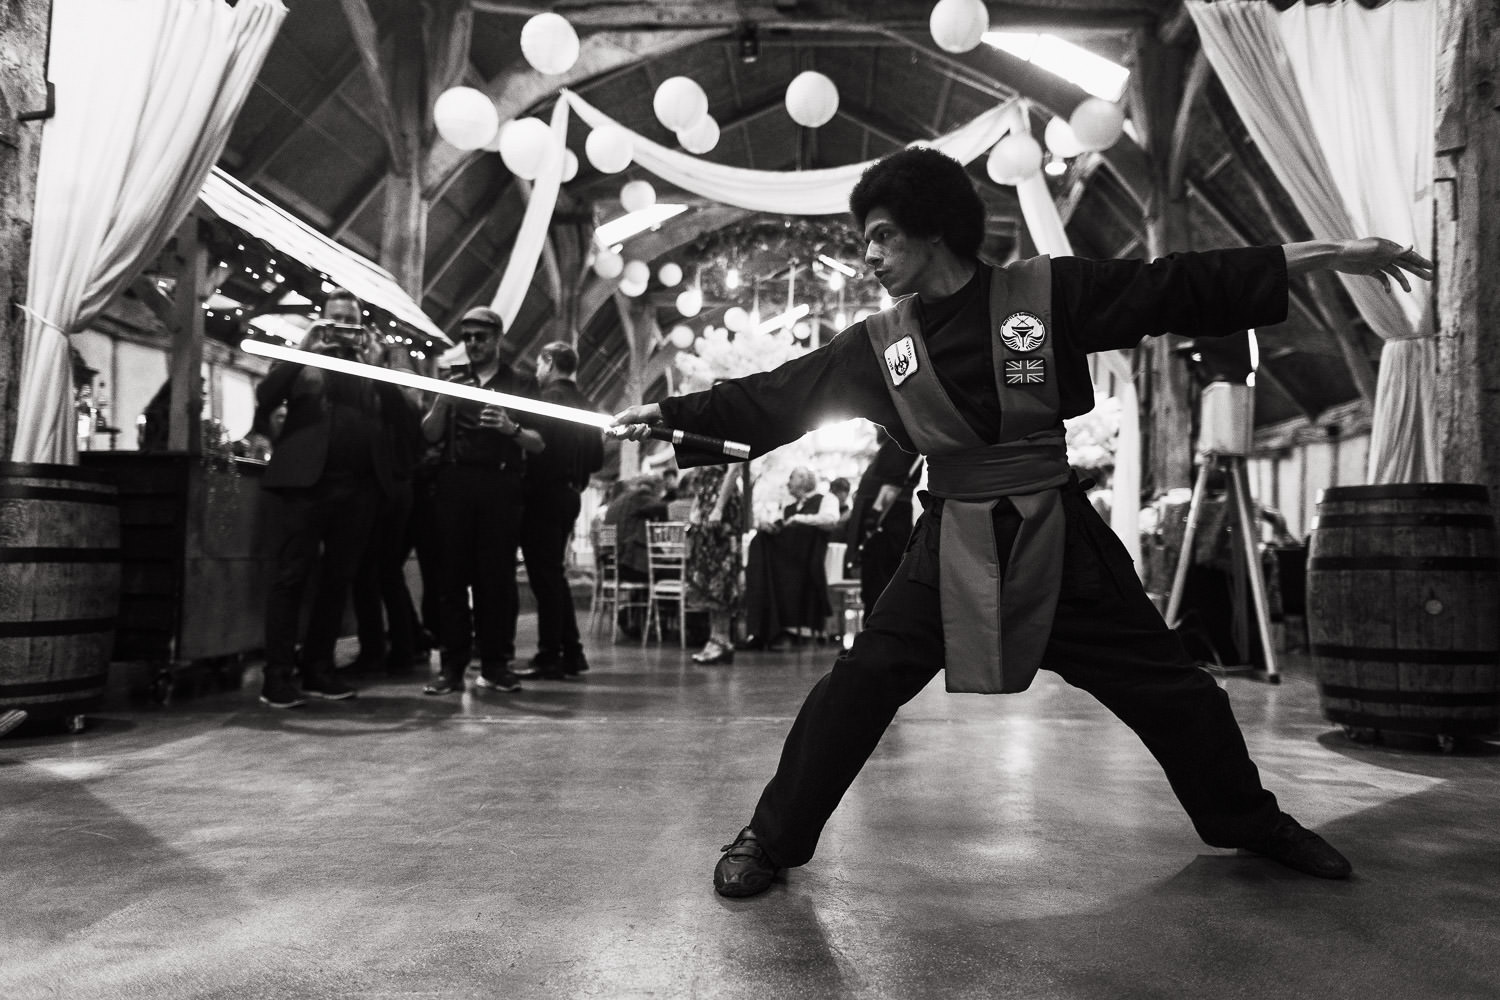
1330, 238, 1435, 293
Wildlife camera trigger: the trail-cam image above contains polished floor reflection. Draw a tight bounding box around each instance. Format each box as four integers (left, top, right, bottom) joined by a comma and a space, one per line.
2, 618, 1498, 1000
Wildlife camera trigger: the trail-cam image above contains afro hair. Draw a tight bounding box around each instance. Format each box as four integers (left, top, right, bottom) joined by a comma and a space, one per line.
849, 147, 985, 260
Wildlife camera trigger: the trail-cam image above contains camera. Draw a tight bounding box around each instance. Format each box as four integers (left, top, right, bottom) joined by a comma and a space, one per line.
319, 322, 369, 360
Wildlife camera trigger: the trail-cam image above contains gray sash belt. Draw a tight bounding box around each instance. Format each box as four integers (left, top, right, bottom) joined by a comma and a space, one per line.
926, 435, 1070, 694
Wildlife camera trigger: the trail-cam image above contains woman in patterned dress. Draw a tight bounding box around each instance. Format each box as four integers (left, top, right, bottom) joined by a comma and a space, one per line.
686, 464, 743, 664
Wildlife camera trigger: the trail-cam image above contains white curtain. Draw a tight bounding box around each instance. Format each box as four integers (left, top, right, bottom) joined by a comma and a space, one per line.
560, 89, 1019, 215
1007, 105, 1141, 569
13, 0, 285, 464
1187, 0, 1437, 483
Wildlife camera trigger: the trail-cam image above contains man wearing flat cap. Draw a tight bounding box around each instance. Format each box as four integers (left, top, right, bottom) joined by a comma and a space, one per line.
421, 307, 544, 695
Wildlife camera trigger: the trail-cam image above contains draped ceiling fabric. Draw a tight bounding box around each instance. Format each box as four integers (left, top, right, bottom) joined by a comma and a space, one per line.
1007, 105, 1141, 569
1187, 0, 1437, 484
14, 0, 286, 465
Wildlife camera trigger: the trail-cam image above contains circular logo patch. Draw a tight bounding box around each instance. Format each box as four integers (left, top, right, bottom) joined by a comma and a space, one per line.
1000, 311, 1046, 353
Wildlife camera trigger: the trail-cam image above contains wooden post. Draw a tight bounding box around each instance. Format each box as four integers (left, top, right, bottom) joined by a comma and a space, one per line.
1436, 0, 1500, 504
0, 0, 52, 458
168, 216, 206, 455
1129, 31, 1196, 498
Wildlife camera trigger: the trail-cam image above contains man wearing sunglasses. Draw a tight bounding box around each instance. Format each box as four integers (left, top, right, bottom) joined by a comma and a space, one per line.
421, 307, 544, 696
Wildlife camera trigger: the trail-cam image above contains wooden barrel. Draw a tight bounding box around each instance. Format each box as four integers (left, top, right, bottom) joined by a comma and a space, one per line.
0, 461, 120, 720
1306, 483, 1500, 738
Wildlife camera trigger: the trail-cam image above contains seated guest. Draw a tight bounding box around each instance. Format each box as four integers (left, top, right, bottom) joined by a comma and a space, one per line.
603, 476, 668, 638
604, 475, 669, 582
735, 466, 838, 651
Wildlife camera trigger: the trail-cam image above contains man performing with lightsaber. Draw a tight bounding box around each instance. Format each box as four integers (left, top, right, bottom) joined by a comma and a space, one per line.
609, 147, 1433, 899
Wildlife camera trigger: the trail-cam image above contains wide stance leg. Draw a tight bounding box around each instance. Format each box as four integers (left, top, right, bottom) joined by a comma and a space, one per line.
1043, 578, 1282, 848
749, 550, 944, 868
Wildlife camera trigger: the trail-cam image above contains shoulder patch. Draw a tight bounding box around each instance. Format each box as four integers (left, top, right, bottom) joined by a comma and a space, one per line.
884, 336, 919, 387
1000, 311, 1047, 353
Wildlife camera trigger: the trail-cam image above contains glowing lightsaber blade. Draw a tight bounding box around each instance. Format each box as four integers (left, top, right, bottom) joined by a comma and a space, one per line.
239, 339, 752, 460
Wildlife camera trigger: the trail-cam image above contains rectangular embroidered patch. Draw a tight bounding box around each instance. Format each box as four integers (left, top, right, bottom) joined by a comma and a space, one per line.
1004, 358, 1046, 384
884, 336, 919, 387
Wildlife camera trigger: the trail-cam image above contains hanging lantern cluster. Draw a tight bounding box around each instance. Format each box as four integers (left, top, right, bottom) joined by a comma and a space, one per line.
519, 13, 580, 76
1069, 97, 1126, 152
433, 87, 499, 151
929, 0, 989, 54
653, 76, 721, 155
986, 132, 1044, 185
785, 71, 839, 128
496, 117, 552, 179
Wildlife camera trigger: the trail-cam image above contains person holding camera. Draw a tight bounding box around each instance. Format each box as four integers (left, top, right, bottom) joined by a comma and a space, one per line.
254, 288, 403, 708
421, 306, 544, 696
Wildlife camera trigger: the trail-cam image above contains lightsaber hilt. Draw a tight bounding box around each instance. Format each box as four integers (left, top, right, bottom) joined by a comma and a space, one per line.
649, 426, 751, 461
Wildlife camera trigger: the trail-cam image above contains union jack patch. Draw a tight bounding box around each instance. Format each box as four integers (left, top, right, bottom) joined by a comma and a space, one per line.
1004, 358, 1046, 384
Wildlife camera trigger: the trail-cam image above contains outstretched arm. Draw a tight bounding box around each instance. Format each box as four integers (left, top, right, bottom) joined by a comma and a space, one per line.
1282, 238, 1434, 293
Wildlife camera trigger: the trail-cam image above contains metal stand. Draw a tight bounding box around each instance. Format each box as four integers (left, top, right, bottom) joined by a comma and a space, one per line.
1164, 452, 1280, 684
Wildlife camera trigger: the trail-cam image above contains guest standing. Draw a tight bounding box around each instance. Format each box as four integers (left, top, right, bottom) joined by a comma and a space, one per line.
686, 465, 744, 665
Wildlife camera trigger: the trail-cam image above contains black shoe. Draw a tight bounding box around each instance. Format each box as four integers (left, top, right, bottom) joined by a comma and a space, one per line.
343, 653, 383, 676
423, 672, 465, 696
692, 641, 734, 665
301, 670, 356, 700
515, 652, 561, 678
475, 668, 523, 692
259, 675, 306, 709
715, 826, 781, 898
1241, 814, 1352, 879
734, 634, 771, 652
562, 650, 590, 676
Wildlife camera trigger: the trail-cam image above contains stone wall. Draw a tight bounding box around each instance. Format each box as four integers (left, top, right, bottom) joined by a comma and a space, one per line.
0, 0, 52, 458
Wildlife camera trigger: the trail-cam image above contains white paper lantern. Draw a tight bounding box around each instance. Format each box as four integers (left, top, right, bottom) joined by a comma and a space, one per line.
585, 126, 634, 174
657, 262, 683, 287
1044, 116, 1085, 159
593, 250, 624, 280
561, 149, 579, 182
668, 325, 696, 350
985, 133, 1044, 185
722, 306, 749, 332
519, 12, 580, 76
433, 87, 499, 151
677, 114, 720, 155
497, 117, 553, 180
619, 276, 647, 298
654, 76, 709, 132
676, 287, 703, 318
785, 71, 839, 129
620, 179, 656, 214
1070, 98, 1126, 152
929, 0, 989, 54
623, 260, 650, 287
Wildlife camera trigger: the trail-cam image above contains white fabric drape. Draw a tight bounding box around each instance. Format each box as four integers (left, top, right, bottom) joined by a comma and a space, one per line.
561, 89, 1019, 215
14, 0, 285, 464
1187, 0, 1437, 483
1007, 106, 1141, 569
490, 97, 571, 327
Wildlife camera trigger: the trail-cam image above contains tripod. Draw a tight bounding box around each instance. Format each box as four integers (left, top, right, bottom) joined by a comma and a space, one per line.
1163, 450, 1281, 684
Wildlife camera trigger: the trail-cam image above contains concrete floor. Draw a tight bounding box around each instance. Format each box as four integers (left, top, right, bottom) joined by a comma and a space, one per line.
2, 618, 1498, 1000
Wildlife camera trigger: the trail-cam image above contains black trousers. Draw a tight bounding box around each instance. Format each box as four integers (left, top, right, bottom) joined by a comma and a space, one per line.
262, 475, 380, 677
857, 500, 913, 621
433, 464, 524, 674
353, 478, 415, 664
521, 481, 584, 658
750, 487, 1282, 868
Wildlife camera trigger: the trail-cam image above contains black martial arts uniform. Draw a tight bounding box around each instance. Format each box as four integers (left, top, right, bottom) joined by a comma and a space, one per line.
658, 246, 1289, 869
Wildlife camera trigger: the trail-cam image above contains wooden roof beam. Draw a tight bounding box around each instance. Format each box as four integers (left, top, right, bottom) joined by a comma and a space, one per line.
338, 0, 410, 174
239, 51, 363, 183
423, 177, 512, 296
